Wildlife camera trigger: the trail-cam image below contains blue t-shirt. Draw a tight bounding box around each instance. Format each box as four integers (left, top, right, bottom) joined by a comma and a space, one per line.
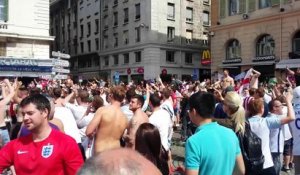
185, 122, 241, 175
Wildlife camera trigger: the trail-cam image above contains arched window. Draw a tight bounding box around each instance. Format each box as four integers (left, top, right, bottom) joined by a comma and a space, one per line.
226, 39, 241, 59
256, 34, 275, 56
293, 31, 300, 53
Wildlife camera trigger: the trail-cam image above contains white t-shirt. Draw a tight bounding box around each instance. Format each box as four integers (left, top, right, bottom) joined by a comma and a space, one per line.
282, 106, 292, 141
100, 93, 109, 106
149, 109, 173, 151
54, 107, 81, 143
77, 113, 95, 142
249, 115, 281, 169
160, 100, 175, 122
65, 103, 87, 122
290, 100, 300, 155
267, 113, 284, 153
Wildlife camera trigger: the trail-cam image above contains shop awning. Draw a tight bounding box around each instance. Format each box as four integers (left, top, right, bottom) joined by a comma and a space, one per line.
276, 59, 300, 69
218, 61, 275, 68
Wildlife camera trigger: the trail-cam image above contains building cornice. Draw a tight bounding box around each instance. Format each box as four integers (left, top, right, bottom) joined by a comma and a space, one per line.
0, 33, 55, 41
211, 10, 300, 31
98, 42, 205, 56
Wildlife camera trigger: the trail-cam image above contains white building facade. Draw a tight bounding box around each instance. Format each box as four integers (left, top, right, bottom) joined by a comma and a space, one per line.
98, 0, 210, 83
51, 0, 211, 83
0, 0, 54, 77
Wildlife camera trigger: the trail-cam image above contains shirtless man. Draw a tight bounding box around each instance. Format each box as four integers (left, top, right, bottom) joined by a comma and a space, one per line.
125, 94, 149, 148
249, 68, 261, 89
221, 69, 235, 89
86, 86, 128, 153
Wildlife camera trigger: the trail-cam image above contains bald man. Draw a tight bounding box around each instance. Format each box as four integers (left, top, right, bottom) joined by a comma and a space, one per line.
77, 148, 162, 175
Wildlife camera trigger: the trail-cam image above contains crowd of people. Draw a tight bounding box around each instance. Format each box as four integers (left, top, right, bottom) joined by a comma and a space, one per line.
0, 67, 298, 175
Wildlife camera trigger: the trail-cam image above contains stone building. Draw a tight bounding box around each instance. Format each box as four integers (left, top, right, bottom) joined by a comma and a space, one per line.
0, 0, 54, 77
211, 0, 300, 82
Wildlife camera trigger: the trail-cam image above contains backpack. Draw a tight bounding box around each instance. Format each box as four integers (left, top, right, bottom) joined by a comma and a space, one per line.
237, 121, 264, 175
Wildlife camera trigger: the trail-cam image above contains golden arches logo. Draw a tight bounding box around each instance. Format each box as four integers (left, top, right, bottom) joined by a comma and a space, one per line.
201, 50, 211, 65
202, 50, 211, 60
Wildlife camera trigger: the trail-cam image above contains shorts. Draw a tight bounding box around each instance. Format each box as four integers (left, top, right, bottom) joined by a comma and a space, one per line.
283, 138, 293, 156
174, 108, 178, 116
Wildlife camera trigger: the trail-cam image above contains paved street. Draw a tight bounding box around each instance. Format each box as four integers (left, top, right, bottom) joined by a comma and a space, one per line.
171, 127, 295, 175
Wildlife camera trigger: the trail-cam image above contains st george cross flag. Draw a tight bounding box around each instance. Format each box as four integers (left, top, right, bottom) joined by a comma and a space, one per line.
238, 68, 252, 94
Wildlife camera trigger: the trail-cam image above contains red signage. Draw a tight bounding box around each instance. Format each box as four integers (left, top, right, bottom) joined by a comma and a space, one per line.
201, 50, 211, 65
127, 68, 131, 75
162, 69, 167, 75
137, 67, 144, 74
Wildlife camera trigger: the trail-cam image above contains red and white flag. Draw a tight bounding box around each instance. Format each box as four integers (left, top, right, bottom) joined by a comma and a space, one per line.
238, 69, 252, 94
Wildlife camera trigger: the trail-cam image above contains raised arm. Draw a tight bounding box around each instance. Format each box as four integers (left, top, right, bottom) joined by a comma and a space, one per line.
0, 79, 15, 107
286, 67, 295, 75
252, 68, 261, 77
86, 108, 103, 138
280, 88, 295, 125
141, 84, 150, 112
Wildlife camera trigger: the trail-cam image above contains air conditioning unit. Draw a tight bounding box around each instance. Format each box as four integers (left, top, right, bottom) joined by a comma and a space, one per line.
242, 13, 249, 19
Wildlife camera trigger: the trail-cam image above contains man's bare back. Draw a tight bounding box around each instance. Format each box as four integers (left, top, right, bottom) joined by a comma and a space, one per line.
125, 109, 148, 148
86, 105, 128, 153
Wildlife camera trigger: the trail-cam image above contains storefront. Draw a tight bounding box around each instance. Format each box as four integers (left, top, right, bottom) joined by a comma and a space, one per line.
0, 57, 53, 77
112, 67, 144, 84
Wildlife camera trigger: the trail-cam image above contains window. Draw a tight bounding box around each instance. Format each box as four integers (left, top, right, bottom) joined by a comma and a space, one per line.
123, 30, 129, 44
113, 55, 119, 65
80, 24, 84, 38
113, 12, 118, 26
166, 51, 175, 63
87, 22, 91, 36
94, 57, 100, 66
203, 11, 209, 26
135, 51, 141, 62
114, 0, 118, 6
135, 3, 140, 20
167, 27, 175, 42
88, 40, 91, 52
229, 0, 239, 16
103, 36, 108, 49
0, 0, 8, 21
87, 58, 92, 67
103, 0, 108, 10
80, 42, 84, 53
124, 53, 129, 64
0, 43, 6, 56
104, 15, 108, 29
114, 33, 118, 47
259, 0, 271, 9
135, 27, 141, 42
104, 56, 109, 66
167, 3, 175, 20
185, 53, 193, 64
186, 30, 193, 44
62, 29, 65, 43
203, 0, 209, 4
95, 38, 99, 50
256, 35, 275, 56
95, 19, 99, 34
124, 8, 129, 23
186, 7, 193, 22
293, 31, 300, 53
226, 39, 241, 59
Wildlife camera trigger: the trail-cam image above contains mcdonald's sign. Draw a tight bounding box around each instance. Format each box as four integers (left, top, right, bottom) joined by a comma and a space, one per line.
201, 50, 211, 65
